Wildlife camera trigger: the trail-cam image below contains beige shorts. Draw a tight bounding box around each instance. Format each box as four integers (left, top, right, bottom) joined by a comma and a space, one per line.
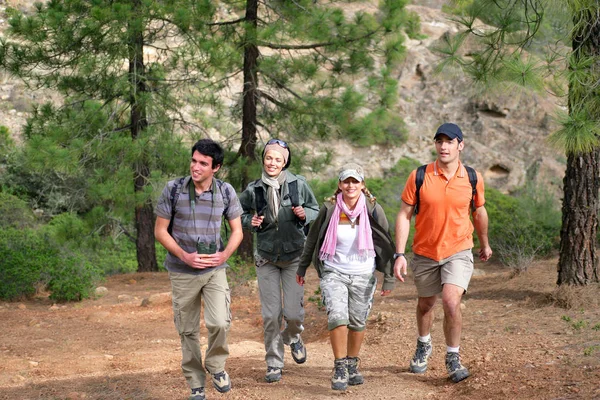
410, 249, 474, 297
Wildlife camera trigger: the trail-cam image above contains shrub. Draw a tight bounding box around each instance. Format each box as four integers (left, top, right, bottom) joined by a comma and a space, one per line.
486, 185, 560, 273
0, 228, 57, 300
0, 192, 37, 229
0, 227, 102, 302
42, 212, 87, 244
226, 254, 256, 288
46, 254, 101, 302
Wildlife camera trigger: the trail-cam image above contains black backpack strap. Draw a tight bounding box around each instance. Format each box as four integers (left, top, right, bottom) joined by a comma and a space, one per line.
167, 177, 186, 235
214, 179, 232, 240
465, 165, 478, 212
414, 165, 427, 215
254, 181, 268, 216
288, 180, 300, 207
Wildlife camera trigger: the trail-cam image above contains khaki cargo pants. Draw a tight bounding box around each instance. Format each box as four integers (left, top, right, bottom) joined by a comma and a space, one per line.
169, 268, 231, 389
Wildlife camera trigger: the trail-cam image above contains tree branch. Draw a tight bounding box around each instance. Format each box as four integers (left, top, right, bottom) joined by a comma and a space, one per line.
259, 29, 380, 50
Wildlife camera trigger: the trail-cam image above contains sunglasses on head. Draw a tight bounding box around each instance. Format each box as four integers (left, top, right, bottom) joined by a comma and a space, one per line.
266, 138, 288, 148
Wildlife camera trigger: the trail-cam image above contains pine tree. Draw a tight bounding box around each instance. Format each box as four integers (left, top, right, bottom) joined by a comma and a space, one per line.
212, 0, 411, 258
0, 0, 228, 271
438, 0, 599, 285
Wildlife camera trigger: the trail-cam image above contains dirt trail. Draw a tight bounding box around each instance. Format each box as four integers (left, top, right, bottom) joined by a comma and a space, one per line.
1, 259, 599, 399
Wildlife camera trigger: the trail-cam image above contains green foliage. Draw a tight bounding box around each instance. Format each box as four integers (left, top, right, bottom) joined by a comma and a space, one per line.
308, 177, 339, 207
376, 157, 421, 224
346, 109, 408, 146
584, 345, 600, 356
46, 254, 101, 302
0, 227, 100, 302
0, 126, 14, 157
486, 184, 560, 272
0, 192, 37, 229
308, 287, 324, 309
226, 255, 256, 288
0, 229, 49, 300
571, 319, 588, 330
403, 10, 426, 40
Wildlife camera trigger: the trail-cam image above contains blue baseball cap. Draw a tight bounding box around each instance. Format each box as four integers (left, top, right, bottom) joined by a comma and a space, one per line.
434, 123, 463, 142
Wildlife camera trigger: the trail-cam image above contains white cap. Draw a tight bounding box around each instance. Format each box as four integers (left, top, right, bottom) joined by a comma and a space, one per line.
338, 163, 364, 182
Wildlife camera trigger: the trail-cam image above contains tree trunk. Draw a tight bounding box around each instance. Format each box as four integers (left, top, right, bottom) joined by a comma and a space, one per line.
129, 9, 158, 272
557, 7, 600, 285
237, 0, 260, 261
558, 152, 600, 284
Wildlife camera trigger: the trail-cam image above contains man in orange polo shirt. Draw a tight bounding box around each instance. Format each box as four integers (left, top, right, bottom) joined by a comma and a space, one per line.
393, 123, 492, 383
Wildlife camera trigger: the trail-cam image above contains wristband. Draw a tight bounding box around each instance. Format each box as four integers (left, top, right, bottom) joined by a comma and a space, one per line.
393, 253, 405, 260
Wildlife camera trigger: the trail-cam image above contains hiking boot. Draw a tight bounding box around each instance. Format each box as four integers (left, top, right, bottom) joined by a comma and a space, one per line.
265, 366, 282, 383
409, 339, 432, 373
331, 358, 348, 391
189, 387, 205, 400
211, 370, 231, 393
290, 339, 307, 364
446, 352, 470, 383
347, 356, 364, 386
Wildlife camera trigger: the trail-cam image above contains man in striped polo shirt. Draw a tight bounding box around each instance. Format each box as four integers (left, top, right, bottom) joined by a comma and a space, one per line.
155, 139, 243, 400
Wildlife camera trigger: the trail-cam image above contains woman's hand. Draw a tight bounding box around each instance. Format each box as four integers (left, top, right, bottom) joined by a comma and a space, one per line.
251, 214, 265, 228
292, 206, 306, 221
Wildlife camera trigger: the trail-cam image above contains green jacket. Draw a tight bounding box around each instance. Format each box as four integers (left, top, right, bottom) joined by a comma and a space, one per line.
239, 171, 319, 262
297, 199, 396, 291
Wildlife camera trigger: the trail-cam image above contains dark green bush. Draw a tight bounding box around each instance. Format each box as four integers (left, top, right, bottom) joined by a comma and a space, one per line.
0, 228, 57, 300
0, 192, 37, 229
485, 186, 560, 271
0, 227, 102, 302
46, 254, 101, 302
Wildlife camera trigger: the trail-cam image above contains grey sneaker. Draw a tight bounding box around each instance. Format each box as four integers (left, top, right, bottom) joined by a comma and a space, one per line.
265, 366, 282, 383
409, 339, 432, 373
189, 387, 205, 400
347, 356, 364, 386
446, 352, 470, 383
211, 370, 231, 393
290, 339, 307, 364
331, 358, 348, 391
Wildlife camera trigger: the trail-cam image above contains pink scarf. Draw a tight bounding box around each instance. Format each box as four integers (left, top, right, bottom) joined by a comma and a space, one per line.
319, 192, 376, 261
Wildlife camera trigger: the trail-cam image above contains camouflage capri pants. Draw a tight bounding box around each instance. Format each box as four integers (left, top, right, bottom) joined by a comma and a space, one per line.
319, 265, 377, 331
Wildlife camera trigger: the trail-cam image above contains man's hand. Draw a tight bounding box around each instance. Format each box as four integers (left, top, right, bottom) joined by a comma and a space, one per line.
296, 274, 305, 286
479, 245, 492, 262
181, 251, 226, 269
394, 256, 408, 282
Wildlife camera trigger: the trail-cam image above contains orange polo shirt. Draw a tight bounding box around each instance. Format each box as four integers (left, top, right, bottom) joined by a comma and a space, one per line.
401, 161, 485, 261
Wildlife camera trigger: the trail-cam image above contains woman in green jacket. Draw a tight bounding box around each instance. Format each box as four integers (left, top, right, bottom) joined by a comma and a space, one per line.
296, 162, 395, 391
239, 139, 319, 383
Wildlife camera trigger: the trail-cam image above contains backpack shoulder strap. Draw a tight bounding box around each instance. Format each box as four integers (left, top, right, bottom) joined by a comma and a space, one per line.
464, 165, 478, 212
288, 179, 300, 207
214, 179, 231, 213
414, 165, 427, 215
167, 177, 186, 235
214, 178, 232, 239
254, 180, 268, 216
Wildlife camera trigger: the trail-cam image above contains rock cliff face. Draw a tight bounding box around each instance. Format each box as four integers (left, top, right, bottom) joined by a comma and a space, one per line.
0, 2, 565, 195
312, 5, 565, 196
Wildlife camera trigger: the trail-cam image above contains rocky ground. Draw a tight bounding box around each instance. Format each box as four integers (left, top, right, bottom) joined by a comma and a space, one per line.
1, 257, 599, 400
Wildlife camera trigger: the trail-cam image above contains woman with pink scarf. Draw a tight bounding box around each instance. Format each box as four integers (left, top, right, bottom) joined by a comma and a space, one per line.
296, 163, 396, 391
